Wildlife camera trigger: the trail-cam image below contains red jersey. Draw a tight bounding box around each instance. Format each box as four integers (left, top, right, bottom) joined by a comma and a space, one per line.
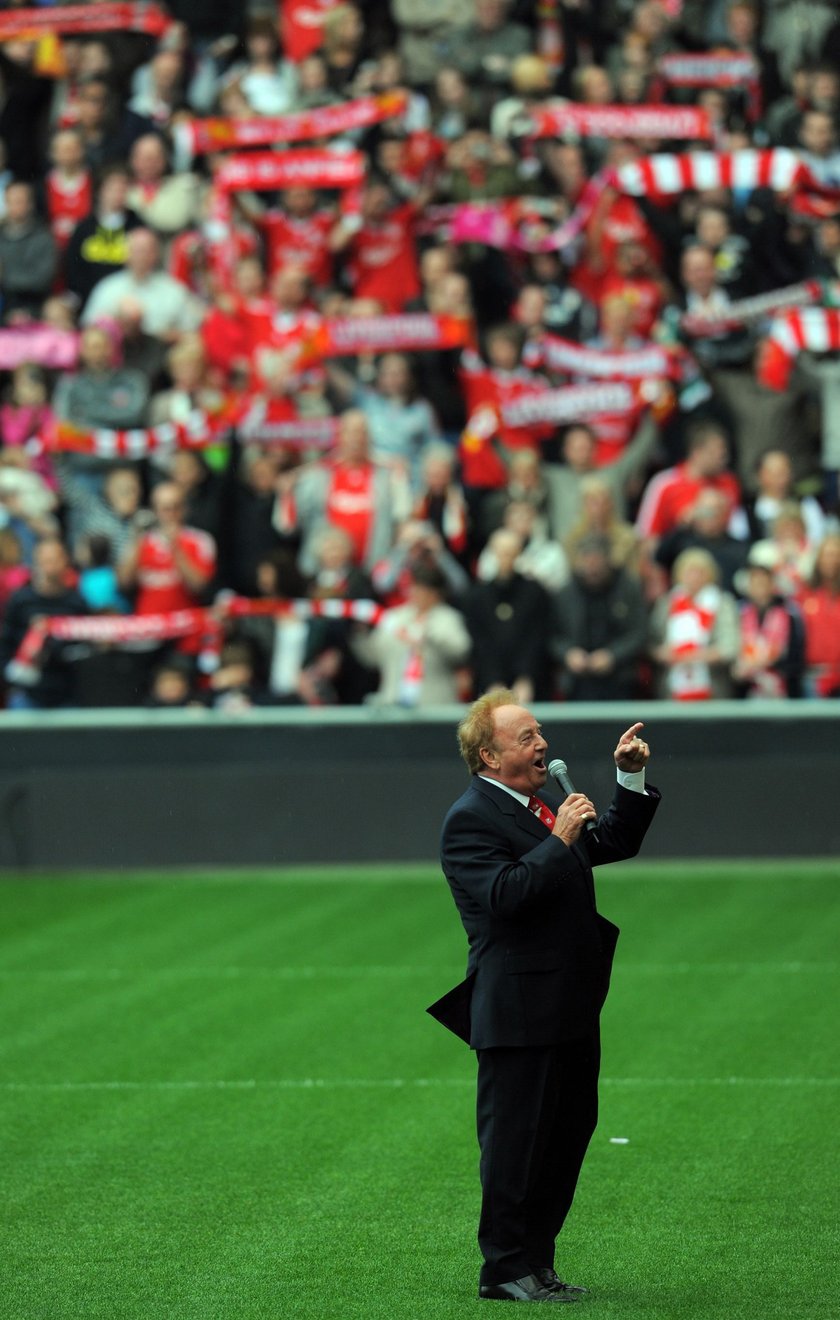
346, 203, 421, 311
170, 226, 258, 298
798, 587, 840, 694
202, 294, 277, 380
636, 463, 742, 538
458, 349, 551, 488
573, 195, 663, 305
261, 209, 334, 286
46, 169, 93, 248
599, 273, 665, 338
249, 307, 324, 390
324, 462, 377, 563
135, 528, 216, 615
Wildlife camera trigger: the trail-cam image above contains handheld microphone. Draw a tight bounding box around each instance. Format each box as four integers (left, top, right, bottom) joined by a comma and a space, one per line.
547, 758, 599, 844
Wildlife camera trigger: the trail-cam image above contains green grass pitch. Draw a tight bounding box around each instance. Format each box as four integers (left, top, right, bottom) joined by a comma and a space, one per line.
2, 860, 839, 1320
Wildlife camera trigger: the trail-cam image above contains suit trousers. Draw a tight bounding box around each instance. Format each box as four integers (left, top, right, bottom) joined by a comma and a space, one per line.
475, 1030, 601, 1286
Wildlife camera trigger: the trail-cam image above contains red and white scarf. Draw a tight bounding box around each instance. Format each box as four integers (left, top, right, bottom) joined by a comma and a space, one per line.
440, 151, 840, 259
177, 91, 408, 158
8, 596, 385, 681
302, 313, 474, 362
759, 306, 840, 390
37, 411, 235, 458
525, 102, 713, 142
663, 585, 720, 700
215, 150, 365, 194
524, 335, 682, 381
679, 279, 823, 337
0, 3, 171, 39
656, 51, 761, 119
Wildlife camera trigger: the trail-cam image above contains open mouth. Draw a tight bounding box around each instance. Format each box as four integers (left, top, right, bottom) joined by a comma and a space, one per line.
534, 756, 546, 772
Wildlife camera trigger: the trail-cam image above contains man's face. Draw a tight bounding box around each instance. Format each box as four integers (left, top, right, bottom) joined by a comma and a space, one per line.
127, 230, 159, 278
4, 185, 32, 226
33, 542, 68, 593
482, 704, 548, 796
682, 249, 716, 296
801, 112, 835, 157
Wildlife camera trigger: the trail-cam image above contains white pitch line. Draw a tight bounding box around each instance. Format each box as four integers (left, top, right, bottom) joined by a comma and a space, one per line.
0, 1076, 837, 1093
0, 961, 836, 980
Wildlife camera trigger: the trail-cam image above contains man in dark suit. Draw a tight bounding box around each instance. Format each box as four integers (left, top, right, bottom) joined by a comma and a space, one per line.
430, 690, 660, 1303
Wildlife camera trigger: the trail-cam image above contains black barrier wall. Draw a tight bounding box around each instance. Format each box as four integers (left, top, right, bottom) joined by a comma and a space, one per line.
0, 702, 839, 869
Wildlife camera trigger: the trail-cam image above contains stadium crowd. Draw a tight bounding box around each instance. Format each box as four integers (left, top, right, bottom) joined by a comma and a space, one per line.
1, 0, 840, 711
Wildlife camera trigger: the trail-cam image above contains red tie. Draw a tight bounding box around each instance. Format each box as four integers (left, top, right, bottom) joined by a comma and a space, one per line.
528, 795, 556, 829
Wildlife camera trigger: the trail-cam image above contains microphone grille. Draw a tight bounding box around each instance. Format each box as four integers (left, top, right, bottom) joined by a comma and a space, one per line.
547, 759, 567, 776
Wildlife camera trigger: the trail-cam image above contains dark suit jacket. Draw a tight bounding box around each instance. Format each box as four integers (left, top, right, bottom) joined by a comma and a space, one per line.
432, 775, 660, 1049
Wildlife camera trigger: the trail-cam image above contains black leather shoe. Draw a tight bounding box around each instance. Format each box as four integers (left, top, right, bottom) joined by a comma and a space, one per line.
479, 1273, 581, 1302
533, 1268, 589, 1296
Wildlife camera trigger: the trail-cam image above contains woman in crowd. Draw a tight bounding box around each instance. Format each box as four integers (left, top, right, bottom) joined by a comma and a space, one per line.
648, 547, 741, 700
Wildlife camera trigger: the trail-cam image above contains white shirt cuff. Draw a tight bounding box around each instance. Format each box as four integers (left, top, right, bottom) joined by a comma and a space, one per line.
616, 768, 646, 795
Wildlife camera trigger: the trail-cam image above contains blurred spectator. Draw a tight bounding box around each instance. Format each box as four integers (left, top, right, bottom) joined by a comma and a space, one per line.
745, 449, 831, 546
0, 527, 29, 621
654, 487, 750, 593
128, 47, 188, 127
73, 76, 154, 173
545, 410, 659, 543
145, 653, 198, 708
330, 178, 427, 312
430, 66, 479, 141
81, 228, 205, 341
321, 4, 368, 96
731, 543, 804, 699
55, 462, 145, 563
796, 349, 840, 512
439, 0, 532, 116
477, 499, 569, 593
564, 475, 642, 578
798, 532, 840, 697
660, 244, 752, 370
168, 450, 226, 544
636, 419, 746, 544
355, 559, 470, 706
691, 205, 756, 300
391, 1, 473, 89
0, 536, 88, 709
751, 503, 816, 600
798, 108, 840, 188
53, 323, 150, 430
64, 165, 143, 308
76, 532, 130, 614
126, 133, 203, 240
118, 480, 216, 613
223, 447, 288, 597
412, 442, 470, 561
284, 410, 407, 577
648, 547, 741, 700
463, 526, 552, 703
327, 350, 442, 486
371, 516, 470, 605
221, 16, 298, 116
148, 336, 225, 429
551, 533, 648, 702
42, 128, 93, 255
0, 451, 59, 564
259, 187, 336, 289
205, 637, 268, 710
0, 182, 58, 320
0, 363, 53, 450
